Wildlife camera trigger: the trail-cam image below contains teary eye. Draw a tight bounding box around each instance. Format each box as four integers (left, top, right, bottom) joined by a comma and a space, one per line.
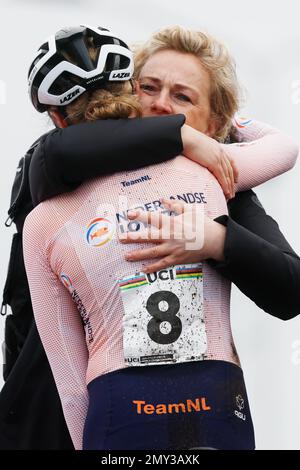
175, 93, 191, 103
139, 83, 156, 93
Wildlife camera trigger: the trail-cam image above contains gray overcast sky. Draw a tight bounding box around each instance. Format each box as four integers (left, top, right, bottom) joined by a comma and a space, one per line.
1, 0, 300, 449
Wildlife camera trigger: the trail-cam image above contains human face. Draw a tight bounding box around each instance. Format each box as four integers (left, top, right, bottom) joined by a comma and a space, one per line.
136, 49, 216, 136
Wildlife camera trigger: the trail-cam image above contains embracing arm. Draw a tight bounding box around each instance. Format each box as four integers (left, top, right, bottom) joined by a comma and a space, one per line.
23, 212, 89, 449
209, 190, 300, 320
222, 119, 299, 190
29, 115, 185, 206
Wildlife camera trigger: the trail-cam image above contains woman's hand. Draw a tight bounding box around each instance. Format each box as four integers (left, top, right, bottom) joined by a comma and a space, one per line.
181, 124, 238, 200
119, 199, 226, 273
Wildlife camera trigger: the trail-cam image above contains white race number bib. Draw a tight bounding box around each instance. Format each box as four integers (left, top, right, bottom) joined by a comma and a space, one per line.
118, 264, 206, 367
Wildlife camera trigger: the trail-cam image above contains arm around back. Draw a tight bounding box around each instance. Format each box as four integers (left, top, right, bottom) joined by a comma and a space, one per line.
29, 115, 186, 206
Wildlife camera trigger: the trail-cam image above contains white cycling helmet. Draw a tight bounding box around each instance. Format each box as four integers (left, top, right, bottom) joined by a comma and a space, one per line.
28, 25, 134, 112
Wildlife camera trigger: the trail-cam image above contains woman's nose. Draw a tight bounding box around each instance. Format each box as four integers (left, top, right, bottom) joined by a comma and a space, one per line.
150, 92, 173, 114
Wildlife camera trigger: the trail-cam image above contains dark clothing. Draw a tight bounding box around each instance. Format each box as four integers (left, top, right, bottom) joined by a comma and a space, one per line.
84, 360, 255, 450
0, 322, 72, 449
212, 192, 300, 319
29, 115, 185, 206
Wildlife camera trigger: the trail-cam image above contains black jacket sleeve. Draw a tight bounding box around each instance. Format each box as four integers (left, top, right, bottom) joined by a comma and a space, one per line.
29, 115, 185, 206
209, 190, 300, 320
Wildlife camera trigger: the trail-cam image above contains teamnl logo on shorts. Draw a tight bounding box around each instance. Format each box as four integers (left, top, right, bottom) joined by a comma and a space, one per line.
85, 217, 115, 247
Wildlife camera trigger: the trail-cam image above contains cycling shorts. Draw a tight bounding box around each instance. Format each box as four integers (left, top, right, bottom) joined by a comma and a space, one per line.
83, 360, 255, 450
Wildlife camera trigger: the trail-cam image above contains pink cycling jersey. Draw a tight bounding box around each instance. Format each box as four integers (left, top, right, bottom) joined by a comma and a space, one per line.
23, 118, 298, 449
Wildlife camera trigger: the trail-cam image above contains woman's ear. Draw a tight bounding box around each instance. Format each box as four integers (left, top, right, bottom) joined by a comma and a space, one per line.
133, 80, 140, 94
130, 79, 137, 94
48, 109, 68, 128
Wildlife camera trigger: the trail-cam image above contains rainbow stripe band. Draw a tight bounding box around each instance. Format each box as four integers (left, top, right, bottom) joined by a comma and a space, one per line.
119, 274, 148, 291
176, 268, 202, 275
120, 281, 148, 291
119, 267, 203, 291
176, 273, 203, 279
175, 266, 203, 280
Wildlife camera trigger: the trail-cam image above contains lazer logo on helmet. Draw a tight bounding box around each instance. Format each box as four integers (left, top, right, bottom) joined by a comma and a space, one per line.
60, 88, 80, 104
112, 72, 130, 79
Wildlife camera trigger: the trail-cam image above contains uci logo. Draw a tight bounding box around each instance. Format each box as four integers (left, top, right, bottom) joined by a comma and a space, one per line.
146, 269, 175, 284
60, 88, 80, 104
125, 357, 140, 364
112, 72, 130, 79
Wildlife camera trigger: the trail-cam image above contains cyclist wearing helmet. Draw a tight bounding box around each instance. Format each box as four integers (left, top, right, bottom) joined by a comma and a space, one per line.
22, 25, 298, 450
28, 26, 134, 110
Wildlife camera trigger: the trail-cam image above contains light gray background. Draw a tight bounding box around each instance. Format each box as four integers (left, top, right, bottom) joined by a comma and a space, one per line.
1, 0, 300, 450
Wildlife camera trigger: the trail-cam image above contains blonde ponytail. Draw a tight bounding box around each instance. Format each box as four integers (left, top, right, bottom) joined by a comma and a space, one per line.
65, 82, 142, 124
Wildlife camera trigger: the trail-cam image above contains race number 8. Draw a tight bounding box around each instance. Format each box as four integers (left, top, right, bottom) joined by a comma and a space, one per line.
146, 291, 182, 345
